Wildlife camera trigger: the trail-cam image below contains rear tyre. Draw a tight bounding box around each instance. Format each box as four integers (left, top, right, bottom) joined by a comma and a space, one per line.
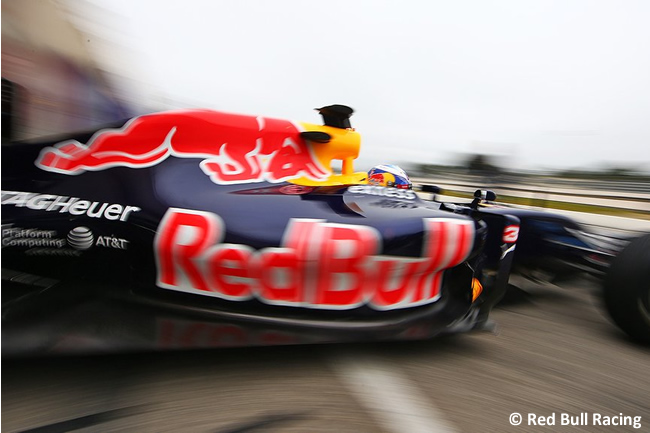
603, 234, 650, 344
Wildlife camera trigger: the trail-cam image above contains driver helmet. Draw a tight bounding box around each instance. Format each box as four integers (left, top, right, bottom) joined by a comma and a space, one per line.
367, 164, 412, 189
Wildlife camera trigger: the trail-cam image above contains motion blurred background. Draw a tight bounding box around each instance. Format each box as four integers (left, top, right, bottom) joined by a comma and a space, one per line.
3, 0, 650, 173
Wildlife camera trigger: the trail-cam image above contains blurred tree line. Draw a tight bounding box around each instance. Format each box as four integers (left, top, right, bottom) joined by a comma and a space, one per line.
409, 153, 650, 183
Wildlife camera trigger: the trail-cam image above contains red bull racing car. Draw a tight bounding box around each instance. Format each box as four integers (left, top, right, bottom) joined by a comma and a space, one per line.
2, 105, 648, 355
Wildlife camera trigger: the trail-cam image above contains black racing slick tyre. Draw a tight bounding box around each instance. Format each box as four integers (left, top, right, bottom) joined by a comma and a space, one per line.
603, 234, 650, 345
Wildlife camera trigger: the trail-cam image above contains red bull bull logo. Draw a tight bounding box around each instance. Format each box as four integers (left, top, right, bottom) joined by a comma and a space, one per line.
369, 172, 395, 186
35, 110, 330, 185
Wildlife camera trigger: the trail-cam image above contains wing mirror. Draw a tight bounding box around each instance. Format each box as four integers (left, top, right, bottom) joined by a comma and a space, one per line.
471, 189, 497, 209
474, 189, 497, 201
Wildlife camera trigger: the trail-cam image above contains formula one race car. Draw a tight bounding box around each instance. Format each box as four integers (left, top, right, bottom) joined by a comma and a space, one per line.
2, 105, 648, 356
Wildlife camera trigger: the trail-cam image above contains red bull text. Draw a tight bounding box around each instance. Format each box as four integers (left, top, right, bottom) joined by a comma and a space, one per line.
154, 208, 475, 310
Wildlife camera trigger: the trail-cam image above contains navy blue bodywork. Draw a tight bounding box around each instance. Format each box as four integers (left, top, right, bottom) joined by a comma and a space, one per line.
4, 123, 632, 355
435, 192, 626, 283
2, 133, 522, 356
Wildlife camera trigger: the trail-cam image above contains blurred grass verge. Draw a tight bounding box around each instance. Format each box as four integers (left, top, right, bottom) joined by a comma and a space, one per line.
440, 190, 650, 221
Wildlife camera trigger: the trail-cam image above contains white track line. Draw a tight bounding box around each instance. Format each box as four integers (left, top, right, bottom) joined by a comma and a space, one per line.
331, 353, 458, 433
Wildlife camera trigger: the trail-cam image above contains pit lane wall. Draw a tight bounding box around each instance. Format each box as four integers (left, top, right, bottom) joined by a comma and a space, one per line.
413, 177, 650, 235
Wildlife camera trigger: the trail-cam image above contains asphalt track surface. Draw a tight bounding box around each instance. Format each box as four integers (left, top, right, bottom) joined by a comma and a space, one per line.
3, 276, 649, 433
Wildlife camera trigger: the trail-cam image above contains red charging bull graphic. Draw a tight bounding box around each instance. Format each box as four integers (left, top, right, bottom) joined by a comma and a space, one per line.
369, 172, 394, 186
35, 110, 329, 185
154, 208, 475, 310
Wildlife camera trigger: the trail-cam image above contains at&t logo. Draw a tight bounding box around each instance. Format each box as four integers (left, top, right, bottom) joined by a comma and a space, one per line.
67, 227, 94, 250
67, 227, 129, 250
